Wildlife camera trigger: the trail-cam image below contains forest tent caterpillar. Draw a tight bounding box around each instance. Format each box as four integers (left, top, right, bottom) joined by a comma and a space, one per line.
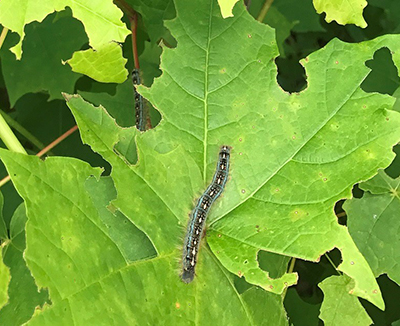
181, 145, 231, 283
132, 69, 146, 131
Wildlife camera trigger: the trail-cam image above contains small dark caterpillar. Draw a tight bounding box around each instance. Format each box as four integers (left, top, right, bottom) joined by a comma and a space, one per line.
181, 145, 231, 283
132, 69, 146, 131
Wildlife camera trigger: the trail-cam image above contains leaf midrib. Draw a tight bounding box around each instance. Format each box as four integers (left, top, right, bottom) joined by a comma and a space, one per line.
202, 0, 214, 183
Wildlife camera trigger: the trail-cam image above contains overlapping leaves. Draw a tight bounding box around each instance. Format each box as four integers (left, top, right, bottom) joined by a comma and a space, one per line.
0, 203, 48, 326
1, 0, 400, 324
0, 0, 130, 81
344, 170, 400, 284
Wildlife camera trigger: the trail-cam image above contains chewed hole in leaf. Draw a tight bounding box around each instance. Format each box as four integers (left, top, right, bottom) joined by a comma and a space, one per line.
275, 56, 307, 93
258, 250, 291, 279
334, 199, 347, 225
352, 184, 365, 199
386, 145, 400, 178
292, 249, 342, 301
362, 47, 400, 95
233, 274, 253, 294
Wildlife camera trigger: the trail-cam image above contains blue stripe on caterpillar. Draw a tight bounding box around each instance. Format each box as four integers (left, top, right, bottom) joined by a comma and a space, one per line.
181, 145, 231, 283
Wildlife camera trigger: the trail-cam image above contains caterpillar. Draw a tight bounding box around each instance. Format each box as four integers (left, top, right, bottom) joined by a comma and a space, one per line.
181, 145, 231, 283
132, 69, 146, 131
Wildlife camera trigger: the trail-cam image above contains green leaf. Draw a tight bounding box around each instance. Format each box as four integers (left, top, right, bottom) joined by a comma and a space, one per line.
248, 0, 324, 33
313, 0, 368, 28
137, 0, 400, 308
67, 0, 400, 309
284, 287, 321, 326
360, 275, 400, 326
319, 275, 373, 326
7, 93, 108, 172
139, 41, 162, 87
84, 176, 157, 262
0, 0, 130, 59
78, 42, 162, 127
3, 0, 400, 322
67, 42, 128, 84
258, 250, 291, 279
0, 152, 112, 300
0, 169, 22, 231
369, 0, 400, 33
79, 80, 136, 127
344, 170, 400, 284
78, 41, 162, 127
0, 192, 7, 240
0, 204, 48, 326
0, 247, 10, 310
0, 147, 288, 324
0, 12, 87, 106
207, 231, 297, 293
217, 0, 240, 17
247, 2, 297, 57
0, 0, 130, 83
385, 145, 400, 179
124, 0, 175, 42
66, 96, 289, 323
361, 47, 400, 96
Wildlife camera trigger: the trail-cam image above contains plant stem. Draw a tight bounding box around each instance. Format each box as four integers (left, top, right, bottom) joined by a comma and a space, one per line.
257, 0, 274, 22
130, 12, 140, 69
0, 27, 8, 51
0, 125, 78, 188
114, 0, 139, 68
36, 125, 78, 157
336, 211, 347, 218
114, 0, 136, 20
287, 257, 296, 273
0, 110, 47, 152
0, 175, 11, 188
0, 112, 26, 154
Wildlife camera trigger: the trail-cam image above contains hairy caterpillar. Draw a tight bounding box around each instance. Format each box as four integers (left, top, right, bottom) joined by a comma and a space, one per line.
132, 69, 146, 131
181, 145, 231, 283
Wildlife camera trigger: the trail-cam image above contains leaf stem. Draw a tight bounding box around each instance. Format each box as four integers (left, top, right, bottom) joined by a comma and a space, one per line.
0, 27, 8, 51
324, 253, 342, 276
0, 125, 78, 188
0, 112, 26, 154
281, 257, 296, 299
0, 110, 47, 152
336, 211, 347, 218
257, 0, 274, 22
287, 257, 296, 273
